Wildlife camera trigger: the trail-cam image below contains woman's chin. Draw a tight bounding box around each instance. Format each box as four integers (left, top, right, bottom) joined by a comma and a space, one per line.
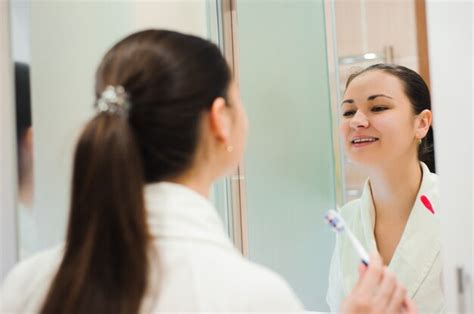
347, 155, 381, 168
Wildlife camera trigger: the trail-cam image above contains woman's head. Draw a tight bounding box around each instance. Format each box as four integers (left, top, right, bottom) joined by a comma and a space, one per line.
340, 64, 435, 172
96, 29, 247, 182
41, 30, 247, 314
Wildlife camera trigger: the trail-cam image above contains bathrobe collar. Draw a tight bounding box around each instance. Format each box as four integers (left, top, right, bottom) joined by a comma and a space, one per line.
357, 162, 440, 298
144, 182, 234, 251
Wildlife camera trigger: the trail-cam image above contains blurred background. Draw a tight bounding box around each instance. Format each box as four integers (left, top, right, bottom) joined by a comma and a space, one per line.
1, 0, 472, 312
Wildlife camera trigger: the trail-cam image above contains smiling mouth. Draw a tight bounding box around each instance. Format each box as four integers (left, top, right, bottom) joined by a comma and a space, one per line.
351, 137, 379, 144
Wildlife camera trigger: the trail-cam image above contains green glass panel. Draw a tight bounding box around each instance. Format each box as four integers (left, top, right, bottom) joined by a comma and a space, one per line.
237, 0, 336, 310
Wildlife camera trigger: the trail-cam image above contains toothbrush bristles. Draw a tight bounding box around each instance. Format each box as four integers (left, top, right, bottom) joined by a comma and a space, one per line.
324, 210, 344, 232
324, 209, 370, 265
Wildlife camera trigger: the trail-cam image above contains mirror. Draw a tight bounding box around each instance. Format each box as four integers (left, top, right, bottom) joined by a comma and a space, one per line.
325, 1, 443, 312
235, 0, 440, 312
9, 0, 443, 312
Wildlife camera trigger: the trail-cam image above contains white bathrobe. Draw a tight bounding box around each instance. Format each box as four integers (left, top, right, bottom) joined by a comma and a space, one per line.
1, 182, 304, 312
327, 162, 445, 313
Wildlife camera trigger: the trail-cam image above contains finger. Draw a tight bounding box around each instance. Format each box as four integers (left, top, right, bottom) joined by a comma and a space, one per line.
357, 251, 383, 293
387, 282, 408, 313
402, 297, 417, 314
358, 263, 368, 278
372, 268, 397, 310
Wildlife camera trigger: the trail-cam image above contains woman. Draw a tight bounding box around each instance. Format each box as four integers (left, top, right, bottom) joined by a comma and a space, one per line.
14, 62, 39, 260
2, 31, 414, 313
327, 64, 444, 313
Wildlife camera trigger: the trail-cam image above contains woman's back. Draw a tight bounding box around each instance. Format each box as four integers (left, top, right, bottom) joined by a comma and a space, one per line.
139, 182, 303, 311
1, 182, 303, 312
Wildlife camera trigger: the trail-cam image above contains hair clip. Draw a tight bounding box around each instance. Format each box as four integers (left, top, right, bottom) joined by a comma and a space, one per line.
96, 85, 130, 115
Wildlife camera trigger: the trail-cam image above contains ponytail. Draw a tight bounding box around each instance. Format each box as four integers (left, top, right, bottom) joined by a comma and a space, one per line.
41, 113, 149, 314
40, 29, 233, 313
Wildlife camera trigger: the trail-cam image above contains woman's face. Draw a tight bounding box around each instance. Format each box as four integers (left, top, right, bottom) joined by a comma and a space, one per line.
340, 70, 419, 167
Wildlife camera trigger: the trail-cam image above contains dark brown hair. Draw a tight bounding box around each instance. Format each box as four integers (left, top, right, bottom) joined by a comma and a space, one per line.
41, 29, 231, 314
14, 62, 32, 181
346, 64, 436, 172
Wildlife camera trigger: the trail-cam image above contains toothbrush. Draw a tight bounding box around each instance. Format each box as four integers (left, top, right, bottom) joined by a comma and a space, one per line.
325, 210, 412, 310
324, 209, 370, 266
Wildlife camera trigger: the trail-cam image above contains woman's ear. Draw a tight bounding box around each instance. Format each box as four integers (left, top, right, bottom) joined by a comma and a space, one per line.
208, 97, 231, 143
415, 109, 432, 139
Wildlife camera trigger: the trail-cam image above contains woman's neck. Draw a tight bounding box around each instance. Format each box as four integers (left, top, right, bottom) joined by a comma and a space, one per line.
168, 165, 215, 199
368, 157, 422, 222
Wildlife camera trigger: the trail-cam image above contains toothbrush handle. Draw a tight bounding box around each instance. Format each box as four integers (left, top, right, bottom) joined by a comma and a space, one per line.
346, 228, 370, 266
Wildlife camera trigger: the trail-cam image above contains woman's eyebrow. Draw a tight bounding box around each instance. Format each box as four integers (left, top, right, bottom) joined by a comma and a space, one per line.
367, 94, 393, 100
341, 94, 394, 106
341, 99, 354, 106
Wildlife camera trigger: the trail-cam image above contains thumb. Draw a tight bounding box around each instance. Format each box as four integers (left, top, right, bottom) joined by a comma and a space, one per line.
403, 297, 418, 314
354, 263, 369, 290
358, 263, 368, 278
358, 251, 380, 278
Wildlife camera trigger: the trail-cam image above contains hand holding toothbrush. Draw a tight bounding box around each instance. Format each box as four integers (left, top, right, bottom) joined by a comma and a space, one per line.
325, 210, 417, 313
340, 252, 417, 314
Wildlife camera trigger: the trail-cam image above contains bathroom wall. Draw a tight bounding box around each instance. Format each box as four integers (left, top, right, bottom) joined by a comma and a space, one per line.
427, 1, 473, 311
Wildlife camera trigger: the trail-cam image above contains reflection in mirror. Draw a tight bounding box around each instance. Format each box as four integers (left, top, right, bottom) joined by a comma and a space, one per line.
327, 1, 443, 313
15, 61, 37, 260
328, 65, 442, 313
333, 0, 432, 201
11, 0, 38, 260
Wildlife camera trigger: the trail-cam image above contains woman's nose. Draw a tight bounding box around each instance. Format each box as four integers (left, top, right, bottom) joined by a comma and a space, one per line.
349, 110, 369, 129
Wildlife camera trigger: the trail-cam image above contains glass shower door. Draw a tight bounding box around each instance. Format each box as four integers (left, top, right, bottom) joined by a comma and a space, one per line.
235, 1, 337, 310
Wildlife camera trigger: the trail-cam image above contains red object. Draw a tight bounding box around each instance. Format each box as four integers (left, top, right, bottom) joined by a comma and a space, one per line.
420, 195, 435, 214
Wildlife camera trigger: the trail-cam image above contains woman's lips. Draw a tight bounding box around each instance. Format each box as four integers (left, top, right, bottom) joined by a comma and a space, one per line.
351, 137, 379, 147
